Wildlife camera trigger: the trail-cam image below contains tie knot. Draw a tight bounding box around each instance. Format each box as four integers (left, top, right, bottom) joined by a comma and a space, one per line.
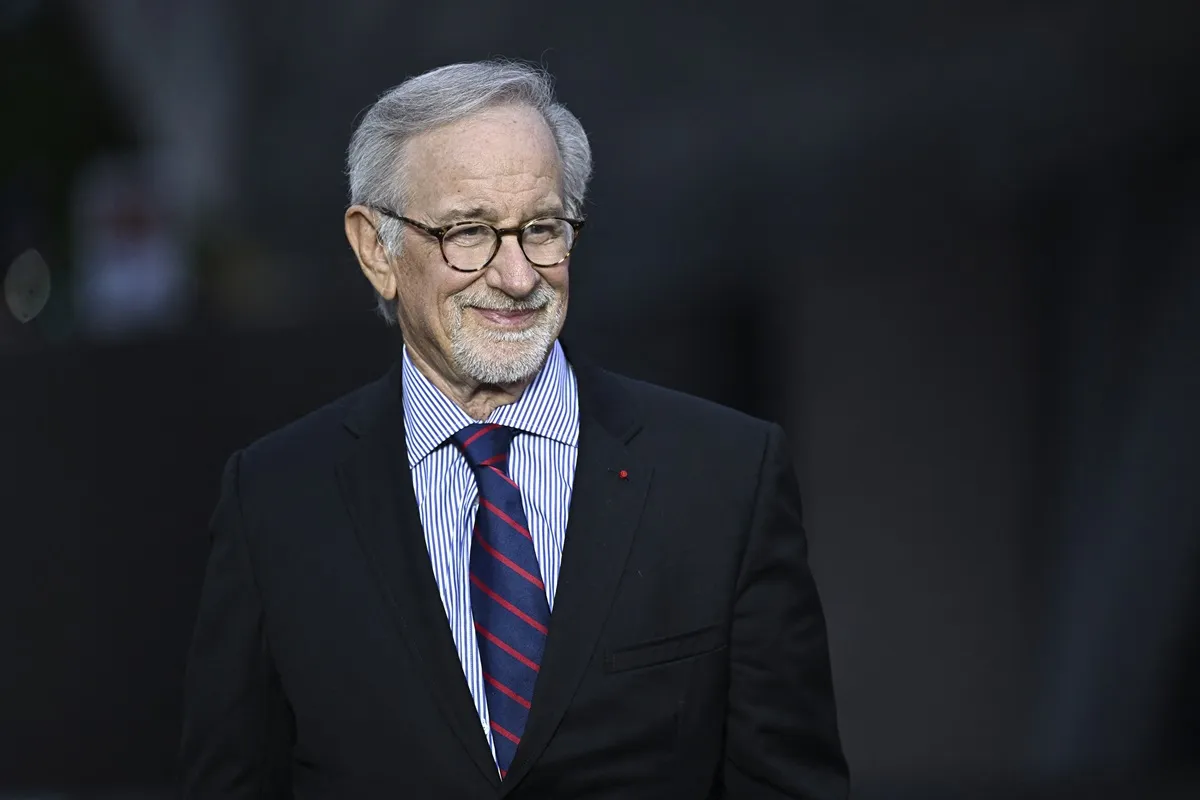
451, 423, 517, 471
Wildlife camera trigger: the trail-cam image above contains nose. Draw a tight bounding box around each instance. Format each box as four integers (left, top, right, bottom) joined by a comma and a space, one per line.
484, 233, 540, 298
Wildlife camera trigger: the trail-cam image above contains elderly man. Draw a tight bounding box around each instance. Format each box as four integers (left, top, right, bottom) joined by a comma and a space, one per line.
181, 60, 848, 798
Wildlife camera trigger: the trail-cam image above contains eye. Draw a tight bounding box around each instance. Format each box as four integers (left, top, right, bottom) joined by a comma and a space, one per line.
523, 219, 565, 244
444, 223, 493, 247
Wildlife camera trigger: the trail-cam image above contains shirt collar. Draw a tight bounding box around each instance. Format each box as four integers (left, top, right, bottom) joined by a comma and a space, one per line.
400, 339, 580, 469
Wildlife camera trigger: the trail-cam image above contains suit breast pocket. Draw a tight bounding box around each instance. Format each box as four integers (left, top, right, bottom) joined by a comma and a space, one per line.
604, 624, 727, 673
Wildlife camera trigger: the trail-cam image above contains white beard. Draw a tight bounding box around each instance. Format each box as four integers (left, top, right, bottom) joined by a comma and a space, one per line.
447, 282, 565, 385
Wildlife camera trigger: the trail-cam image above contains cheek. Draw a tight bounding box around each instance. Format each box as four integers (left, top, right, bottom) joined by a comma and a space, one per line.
396, 256, 467, 326
394, 275, 442, 335
434, 277, 481, 327
540, 262, 569, 292
549, 269, 569, 300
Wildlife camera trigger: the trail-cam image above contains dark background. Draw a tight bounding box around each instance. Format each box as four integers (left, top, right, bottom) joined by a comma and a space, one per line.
2, 1, 1198, 797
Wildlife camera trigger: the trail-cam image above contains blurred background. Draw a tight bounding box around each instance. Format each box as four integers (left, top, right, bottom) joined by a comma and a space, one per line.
2, 0, 1198, 797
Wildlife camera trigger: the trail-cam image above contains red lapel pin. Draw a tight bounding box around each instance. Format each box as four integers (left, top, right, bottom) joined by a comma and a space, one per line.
617, 469, 629, 480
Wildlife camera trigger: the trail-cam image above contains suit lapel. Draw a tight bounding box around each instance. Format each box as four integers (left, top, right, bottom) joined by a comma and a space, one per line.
335, 367, 501, 787
502, 357, 653, 792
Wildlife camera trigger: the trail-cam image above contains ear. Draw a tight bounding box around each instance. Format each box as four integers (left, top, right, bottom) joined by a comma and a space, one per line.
345, 204, 397, 301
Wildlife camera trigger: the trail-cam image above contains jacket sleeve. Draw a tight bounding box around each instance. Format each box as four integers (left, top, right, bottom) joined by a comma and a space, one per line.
721, 423, 850, 798
180, 450, 294, 798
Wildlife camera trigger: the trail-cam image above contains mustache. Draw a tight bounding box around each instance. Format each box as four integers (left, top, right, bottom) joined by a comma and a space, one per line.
454, 283, 555, 312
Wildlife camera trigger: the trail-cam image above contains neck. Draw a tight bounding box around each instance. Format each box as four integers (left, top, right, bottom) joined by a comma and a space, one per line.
457, 383, 529, 421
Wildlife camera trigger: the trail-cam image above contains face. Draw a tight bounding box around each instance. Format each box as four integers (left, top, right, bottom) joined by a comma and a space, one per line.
356, 104, 570, 389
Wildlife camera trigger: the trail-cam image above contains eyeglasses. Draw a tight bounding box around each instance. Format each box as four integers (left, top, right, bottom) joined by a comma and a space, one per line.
371, 206, 585, 273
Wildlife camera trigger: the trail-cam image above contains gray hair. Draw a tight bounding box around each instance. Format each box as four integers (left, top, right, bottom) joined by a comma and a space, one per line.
346, 59, 593, 325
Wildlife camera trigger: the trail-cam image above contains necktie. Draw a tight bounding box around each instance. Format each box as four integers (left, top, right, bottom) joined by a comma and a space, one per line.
452, 423, 550, 777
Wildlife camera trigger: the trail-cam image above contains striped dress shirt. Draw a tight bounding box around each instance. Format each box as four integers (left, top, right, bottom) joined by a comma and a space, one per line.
401, 340, 579, 760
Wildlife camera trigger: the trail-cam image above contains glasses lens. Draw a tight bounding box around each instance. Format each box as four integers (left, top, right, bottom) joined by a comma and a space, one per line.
442, 223, 498, 271
521, 218, 575, 266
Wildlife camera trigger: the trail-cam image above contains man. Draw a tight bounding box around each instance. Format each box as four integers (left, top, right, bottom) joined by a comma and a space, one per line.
181, 59, 848, 798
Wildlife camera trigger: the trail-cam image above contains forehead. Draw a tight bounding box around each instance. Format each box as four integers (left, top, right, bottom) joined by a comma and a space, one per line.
401, 105, 563, 218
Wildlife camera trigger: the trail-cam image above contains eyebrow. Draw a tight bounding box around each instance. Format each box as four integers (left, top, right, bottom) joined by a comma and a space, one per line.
432, 206, 491, 225
430, 203, 566, 226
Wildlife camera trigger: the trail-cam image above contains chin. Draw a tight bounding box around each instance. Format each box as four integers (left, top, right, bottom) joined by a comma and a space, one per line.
452, 330, 555, 386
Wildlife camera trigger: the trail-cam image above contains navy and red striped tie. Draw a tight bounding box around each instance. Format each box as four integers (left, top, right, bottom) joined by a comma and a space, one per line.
452, 423, 550, 777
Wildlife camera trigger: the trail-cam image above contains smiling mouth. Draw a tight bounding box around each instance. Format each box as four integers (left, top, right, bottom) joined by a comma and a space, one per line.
470, 307, 540, 327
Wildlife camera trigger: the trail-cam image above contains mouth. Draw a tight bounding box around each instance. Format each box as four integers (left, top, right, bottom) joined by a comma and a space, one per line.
469, 307, 540, 328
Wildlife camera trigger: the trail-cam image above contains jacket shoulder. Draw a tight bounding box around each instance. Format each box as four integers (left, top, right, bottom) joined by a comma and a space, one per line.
235, 370, 393, 474
602, 369, 777, 437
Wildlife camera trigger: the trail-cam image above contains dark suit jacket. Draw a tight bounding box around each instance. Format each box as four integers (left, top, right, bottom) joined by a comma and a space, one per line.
180, 355, 848, 798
